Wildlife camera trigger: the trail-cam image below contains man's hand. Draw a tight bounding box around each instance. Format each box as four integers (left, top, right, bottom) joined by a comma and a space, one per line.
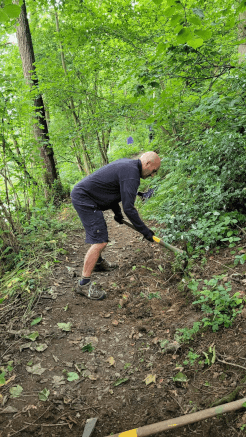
145, 229, 155, 242
114, 213, 124, 224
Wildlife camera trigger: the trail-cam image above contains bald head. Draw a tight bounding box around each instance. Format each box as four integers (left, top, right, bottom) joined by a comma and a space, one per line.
139, 151, 161, 179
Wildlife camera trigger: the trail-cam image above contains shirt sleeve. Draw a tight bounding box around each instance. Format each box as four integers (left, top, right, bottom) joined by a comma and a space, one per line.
120, 178, 151, 237
111, 202, 122, 216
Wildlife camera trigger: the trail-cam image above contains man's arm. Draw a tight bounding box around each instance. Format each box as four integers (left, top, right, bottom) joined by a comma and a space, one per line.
120, 179, 153, 238
111, 201, 124, 224
111, 202, 122, 216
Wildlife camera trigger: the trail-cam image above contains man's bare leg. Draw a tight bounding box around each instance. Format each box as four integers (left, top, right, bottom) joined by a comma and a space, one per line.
82, 242, 107, 277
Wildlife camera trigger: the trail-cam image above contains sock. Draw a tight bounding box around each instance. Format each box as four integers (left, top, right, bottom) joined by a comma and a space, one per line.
79, 277, 91, 286
96, 256, 103, 264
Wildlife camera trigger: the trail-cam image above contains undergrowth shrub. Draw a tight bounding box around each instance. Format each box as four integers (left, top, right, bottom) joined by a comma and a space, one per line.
175, 275, 243, 343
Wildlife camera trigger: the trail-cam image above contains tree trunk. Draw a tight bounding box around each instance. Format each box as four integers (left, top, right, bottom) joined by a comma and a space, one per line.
15, 0, 60, 188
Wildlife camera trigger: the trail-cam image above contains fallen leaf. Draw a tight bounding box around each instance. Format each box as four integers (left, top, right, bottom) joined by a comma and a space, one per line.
112, 320, 119, 326
104, 313, 111, 318
35, 343, 48, 352
23, 331, 39, 341
107, 357, 116, 367
26, 363, 46, 375
30, 317, 42, 326
52, 375, 65, 387
144, 374, 156, 385
114, 378, 129, 387
9, 385, 23, 398
38, 388, 50, 401
67, 372, 79, 382
0, 374, 15, 387
57, 322, 72, 332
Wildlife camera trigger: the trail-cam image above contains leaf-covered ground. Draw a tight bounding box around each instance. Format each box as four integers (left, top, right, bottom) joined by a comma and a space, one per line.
1, 211, 246, 437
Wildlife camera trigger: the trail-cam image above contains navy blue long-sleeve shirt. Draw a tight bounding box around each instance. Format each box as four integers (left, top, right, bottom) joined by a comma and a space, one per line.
71, 158, 151, 238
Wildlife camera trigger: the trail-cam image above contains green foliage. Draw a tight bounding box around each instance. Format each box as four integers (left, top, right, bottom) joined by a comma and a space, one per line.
183, 348, 200, 366
176, 275, 243, 342
192, 276, 243, 331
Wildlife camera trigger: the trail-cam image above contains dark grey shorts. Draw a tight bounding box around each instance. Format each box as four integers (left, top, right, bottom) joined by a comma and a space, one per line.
72, 200, 108, 244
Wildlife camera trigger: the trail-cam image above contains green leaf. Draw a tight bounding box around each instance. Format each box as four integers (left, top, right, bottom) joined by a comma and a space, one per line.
187, 38, 204, 49
38, 388, 50, 401
192, 8, 204, 18
114, 377, 129, 386
0, 10, 9, 22
152, 0, 163, 4
0, 372, 6, 386
188, 16, 201, 26
82, 343, 94, 352
67, 372, 79, 381
9, 385, 23, 398
24, 331, 39, 341
31, 316, 42, 326
163, 6, 175, 17
177, 28, 192, 44
57, 322, 72, 331
35, 343, 48, 352
194, 29, 212, 40
170, 14, 182, 26
4, 4, 21, 19
173, 372, 188, 382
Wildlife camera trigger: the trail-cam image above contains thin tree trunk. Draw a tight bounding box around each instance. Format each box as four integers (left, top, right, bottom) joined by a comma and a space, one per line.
96, 131, 108, 165
16, 0, 60, 188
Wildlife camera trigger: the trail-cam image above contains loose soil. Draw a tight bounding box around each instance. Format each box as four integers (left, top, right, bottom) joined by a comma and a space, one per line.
1, 210, 246, 437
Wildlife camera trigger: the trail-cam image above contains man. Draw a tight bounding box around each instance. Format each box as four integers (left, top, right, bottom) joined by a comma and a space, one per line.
71, 151, 161, 300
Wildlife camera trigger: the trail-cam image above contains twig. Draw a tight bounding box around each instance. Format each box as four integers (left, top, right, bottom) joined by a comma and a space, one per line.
217, 357, 246, 371
213, 260, 236, 272
169, 395, 185, 414
81, 401, 99, 414
24, 422, 69, 427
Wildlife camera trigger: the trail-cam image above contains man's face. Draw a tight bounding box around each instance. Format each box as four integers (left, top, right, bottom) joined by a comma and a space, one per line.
141, 161, 160, 179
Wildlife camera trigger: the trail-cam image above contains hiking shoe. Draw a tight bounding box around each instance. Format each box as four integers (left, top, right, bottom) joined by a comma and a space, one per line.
76, 280, 106, 300
93, 258, 118, 272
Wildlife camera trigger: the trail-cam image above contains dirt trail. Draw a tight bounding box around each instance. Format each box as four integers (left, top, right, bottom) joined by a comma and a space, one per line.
1, 212, 246, 437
